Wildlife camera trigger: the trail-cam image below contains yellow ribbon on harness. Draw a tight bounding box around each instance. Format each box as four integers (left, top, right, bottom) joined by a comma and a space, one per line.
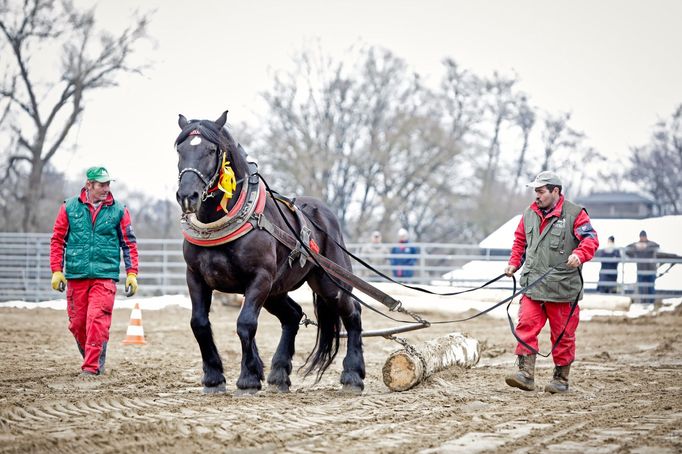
217, 152, 237, 213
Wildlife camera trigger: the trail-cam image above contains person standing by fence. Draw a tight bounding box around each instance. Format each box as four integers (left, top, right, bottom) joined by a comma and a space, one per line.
503, 171, 599, 394
50, 166, 139, 377
625, 231, 679, 304
596, 236, 621, 293
390, 228, 419, 281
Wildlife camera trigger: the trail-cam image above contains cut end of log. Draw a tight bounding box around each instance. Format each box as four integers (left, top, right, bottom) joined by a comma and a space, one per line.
382, 351, 423, 392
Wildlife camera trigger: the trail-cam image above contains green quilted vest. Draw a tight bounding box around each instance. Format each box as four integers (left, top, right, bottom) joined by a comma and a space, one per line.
64, 196, 124, 280
520, 199, 584, 302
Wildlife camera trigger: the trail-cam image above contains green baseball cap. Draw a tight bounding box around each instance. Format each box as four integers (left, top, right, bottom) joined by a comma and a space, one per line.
526, 170, 561, 188
86, 166, 115, 183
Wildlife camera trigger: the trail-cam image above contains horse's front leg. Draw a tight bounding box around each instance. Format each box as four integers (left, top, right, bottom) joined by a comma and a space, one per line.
264, 295, 303, 392
187, 269, 225, 393
235, 273, 272, 394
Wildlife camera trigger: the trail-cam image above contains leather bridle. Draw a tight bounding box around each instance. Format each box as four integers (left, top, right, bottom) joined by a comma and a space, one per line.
177, 140, 223, 202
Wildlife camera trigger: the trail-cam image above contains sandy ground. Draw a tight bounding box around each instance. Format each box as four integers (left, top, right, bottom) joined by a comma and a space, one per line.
1, 300, 681, 453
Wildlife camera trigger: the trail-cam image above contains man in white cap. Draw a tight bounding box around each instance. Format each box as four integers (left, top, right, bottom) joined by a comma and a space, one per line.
50, 166, 139, 377
503, 171, 599, 393
390, 228, 419, 280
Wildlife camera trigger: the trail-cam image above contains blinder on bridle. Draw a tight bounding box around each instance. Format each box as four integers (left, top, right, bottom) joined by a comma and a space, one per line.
177, 130, 223, 201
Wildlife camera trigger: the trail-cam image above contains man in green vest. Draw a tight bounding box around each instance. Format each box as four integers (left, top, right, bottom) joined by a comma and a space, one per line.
50, 166, 139, 377
503, 171, 599, 393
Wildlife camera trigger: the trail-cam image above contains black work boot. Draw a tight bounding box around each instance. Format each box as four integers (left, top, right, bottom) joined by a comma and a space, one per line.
544, 364, 571, 394
505, 354, 536, 391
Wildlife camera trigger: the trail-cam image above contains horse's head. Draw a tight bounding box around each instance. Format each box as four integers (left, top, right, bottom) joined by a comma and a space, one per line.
175, 110, 243, 214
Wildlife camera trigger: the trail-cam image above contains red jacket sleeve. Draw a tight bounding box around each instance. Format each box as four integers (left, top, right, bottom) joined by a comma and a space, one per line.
117, 207, 139, 275
572, 209, 599, 264
508, 216, 527, 268
50, 204, 69, 272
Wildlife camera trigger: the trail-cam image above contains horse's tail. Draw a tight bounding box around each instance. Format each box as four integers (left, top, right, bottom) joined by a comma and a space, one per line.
301, 293, 340, 382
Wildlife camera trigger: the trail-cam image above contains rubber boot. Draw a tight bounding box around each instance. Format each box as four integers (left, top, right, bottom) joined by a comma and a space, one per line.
97, 341, 108, 375
544, 365, 570, 393
505, 354, 536, 391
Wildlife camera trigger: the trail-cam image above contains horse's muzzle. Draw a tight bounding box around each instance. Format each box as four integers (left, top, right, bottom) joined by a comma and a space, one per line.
176, 190, 200, 214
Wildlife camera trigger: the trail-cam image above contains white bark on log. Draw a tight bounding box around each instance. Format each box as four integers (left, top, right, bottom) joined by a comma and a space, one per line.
382, 332, 480, 391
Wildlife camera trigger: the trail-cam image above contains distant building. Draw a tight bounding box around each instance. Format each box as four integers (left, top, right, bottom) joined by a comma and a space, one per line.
575, 191, 656, 219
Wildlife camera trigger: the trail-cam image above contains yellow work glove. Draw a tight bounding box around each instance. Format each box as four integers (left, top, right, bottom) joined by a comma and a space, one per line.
125, 273, 138, 297
51, 271, 66, 292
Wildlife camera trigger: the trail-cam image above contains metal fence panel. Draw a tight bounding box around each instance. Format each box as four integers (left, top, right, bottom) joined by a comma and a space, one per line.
1, 233, 680, 302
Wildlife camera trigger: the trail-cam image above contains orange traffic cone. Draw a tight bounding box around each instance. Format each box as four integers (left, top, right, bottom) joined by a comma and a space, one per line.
122, 302, 146, 345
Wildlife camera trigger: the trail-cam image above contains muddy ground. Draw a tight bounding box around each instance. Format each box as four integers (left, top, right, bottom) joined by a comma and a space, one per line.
1, 301, 681, 453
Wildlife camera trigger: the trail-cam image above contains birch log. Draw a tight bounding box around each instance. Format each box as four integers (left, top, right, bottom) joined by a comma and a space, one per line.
382, 332, 480, 391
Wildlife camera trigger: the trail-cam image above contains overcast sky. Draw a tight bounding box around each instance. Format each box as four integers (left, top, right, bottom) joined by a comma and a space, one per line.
58, 0, 682, 200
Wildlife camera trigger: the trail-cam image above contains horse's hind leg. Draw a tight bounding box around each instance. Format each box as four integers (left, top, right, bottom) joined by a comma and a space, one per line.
187, 270, 225, 393
339, 297, 365, 394
311, 276, 365, 393
264, 295, 303, 392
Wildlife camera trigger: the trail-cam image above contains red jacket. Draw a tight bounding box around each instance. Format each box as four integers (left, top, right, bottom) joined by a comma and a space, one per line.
50, 188, 139, 275
509, 195, 598, 269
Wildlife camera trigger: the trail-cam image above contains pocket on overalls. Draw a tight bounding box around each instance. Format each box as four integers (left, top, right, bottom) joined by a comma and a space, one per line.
99, 280, 117, 315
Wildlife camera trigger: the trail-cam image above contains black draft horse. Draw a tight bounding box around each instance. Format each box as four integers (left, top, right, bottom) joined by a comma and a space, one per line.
175, 111, 365, 394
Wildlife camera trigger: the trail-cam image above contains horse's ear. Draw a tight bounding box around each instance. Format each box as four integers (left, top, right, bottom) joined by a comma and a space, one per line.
215, 110, 228, 128
178, 114, 189, 129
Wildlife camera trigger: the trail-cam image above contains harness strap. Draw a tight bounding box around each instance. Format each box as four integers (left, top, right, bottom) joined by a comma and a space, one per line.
297, 208, 509, 298
255, 214, 402, 311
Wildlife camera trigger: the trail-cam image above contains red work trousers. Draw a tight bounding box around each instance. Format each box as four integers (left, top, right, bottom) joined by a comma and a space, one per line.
514, 295, 580, 366
66, 278, 117, 373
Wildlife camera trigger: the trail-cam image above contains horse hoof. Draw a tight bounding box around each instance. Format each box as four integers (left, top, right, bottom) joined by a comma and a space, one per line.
268, 383, 290, 393
234, 387, 259, 397
341, 384, 363, 395
203, 384, 227, 394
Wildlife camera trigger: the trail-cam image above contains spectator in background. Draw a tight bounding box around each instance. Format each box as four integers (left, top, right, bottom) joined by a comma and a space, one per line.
390, 228, 419, 280
359, 230, 389, 281
625, 231, 679, 304
596, 236, 621, 293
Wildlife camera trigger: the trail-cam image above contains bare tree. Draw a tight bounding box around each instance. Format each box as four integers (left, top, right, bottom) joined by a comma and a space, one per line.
513, 95, 536, 186
438, 58, 485, 144
539, 112, 585, 172
255, 45, 478, 242
479, 72, 520, 190
629, 104, 682, 215
251, 45, 607, 243
0, 0, 150, 231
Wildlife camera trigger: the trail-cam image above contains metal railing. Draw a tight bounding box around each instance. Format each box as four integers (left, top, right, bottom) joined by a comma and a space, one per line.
1, 233, 680, 302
